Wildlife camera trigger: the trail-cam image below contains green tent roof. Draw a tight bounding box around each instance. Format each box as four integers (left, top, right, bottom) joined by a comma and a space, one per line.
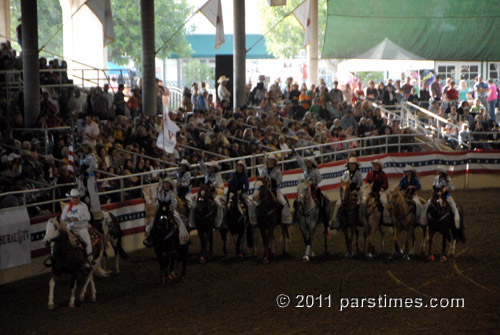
182, 34, 273, 59
323, 0, 500, 61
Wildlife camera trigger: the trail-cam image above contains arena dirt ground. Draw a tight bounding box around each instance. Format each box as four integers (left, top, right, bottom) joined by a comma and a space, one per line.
1, 188, 499, 335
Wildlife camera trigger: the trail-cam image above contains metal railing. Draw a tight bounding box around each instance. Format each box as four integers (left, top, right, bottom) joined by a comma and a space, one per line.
0, 133, 428, 211
167, 86, 183, 111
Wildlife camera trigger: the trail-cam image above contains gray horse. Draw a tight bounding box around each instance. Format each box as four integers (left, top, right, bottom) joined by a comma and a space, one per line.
295, 180, 321, 261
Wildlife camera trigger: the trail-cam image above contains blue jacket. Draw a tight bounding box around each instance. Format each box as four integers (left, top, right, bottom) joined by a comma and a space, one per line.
399, 175, 421, 195
228, 171, 249, 194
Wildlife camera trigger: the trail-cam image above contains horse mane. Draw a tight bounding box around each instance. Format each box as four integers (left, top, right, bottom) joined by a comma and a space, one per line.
54, 217, 77, 247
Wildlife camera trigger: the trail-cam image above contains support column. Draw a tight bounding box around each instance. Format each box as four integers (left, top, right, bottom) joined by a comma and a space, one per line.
141, 0, 156, 116
0, 0, 11, 43
21, 0, 40, 127
233, 0, 246, 109
307, 0, 318, 87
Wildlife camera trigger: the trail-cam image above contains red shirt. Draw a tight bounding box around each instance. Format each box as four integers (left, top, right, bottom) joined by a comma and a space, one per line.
365, 170, 388, 193
446, 88, 459, 101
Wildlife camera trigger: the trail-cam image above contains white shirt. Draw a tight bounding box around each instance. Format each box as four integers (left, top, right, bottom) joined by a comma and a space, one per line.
83, 121, 100, 147
61, 201, 91, 229
218, 84, 231, 102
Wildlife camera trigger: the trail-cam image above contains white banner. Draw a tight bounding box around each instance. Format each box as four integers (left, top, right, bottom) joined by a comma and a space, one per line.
0, 207, 31, 270
200, 0, 225, 49
293, 0, 313, 47
156, 109, 180, 153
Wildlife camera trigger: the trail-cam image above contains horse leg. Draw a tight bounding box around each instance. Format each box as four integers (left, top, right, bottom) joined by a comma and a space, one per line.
450, 239, 457, 258
428, 230, 435, 261
88, 275, 97, 302
114, 246, 120, 274
69, 275, 78, 308
441, 233, 448, 261
392, 225, 401, 256
220, 228, 228, 256
281, 224, 289, 255
342, 226, 352, 257
259, 226, 269, 262
209, 230, 214, 259
252, 226, 259, 257
48, 276, 56, 310
198, 229, 207, 262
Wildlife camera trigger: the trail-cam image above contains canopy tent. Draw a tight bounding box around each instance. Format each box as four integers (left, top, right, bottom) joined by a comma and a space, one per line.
322, 0, 500, 61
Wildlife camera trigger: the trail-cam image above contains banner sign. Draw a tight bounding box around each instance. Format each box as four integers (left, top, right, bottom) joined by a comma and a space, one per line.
0, 207, 31, 269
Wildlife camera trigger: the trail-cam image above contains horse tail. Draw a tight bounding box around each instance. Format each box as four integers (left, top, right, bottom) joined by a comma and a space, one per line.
93, 259, 111, 278
116, 232, 128, 259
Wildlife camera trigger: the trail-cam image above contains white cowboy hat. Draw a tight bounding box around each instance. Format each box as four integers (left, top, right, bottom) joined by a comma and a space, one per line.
348, 157, 359, 165
207, 161, 221, 170
371, 159, 384, 170
266, 154, 278, 163
217, 75, 229, 83
236, 160, 247, 171
436, 165, 449, 174
66, 188, 80, 198
179, 159, 191, 169
306, 157, 318, 168
403, 164, 416, 173
163, 177, 176, 188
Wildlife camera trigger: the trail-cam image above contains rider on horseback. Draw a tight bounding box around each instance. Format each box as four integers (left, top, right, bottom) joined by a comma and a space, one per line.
172, 159, 192, 201
199, 157, 224, 228
331, 157, 363, 227
258, 154, 292, 224
227, 160, 249, 200
61, 188, 93, 267
420, 166, 460, 229
144, 178, 190, 247
398, 164, 422, 223
364, 159, 388, 211
292, 148, 329, 226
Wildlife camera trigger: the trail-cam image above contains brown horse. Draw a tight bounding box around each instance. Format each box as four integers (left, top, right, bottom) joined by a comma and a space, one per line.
359, 183, 384, 259
427, 190, 466, 261
43, 217, 108, 309
386, 186, 417, 260
337, 181, 360, 258
252, 177, 281, 263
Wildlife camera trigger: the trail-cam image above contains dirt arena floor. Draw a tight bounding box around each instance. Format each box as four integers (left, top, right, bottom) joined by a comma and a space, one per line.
1, 188, 499, 335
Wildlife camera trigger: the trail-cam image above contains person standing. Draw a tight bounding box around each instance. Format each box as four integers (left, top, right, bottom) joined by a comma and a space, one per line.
487, 79, 497, 123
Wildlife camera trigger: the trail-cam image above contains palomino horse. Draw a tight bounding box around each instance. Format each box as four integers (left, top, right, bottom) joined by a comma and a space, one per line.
337, 181, 360, 258
386, 186, 417, 260
151, 204, 187, 284
224, 192, 248, 258
100, 210, 128, 274
252, 177, 281, 263
43, 217, 108, 309
427, 190, 466, 261
359, 183, 384, 259
295, 180, 320, 261
194, 184, 217, 263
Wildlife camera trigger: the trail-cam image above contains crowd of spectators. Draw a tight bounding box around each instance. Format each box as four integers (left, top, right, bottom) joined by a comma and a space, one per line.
1, 63, 499, 211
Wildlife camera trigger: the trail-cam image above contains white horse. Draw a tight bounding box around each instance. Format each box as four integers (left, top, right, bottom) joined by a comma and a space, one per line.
295, 181, 320, 262
100, 210, 128, 274
43, 217, 109, 309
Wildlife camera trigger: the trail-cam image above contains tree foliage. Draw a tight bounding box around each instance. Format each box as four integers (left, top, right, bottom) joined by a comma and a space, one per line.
9, 0, 193, 69
257, 0, 327, 59
183, 59, 214, 88
109, 0, 193, 68
10, 0, 63, 58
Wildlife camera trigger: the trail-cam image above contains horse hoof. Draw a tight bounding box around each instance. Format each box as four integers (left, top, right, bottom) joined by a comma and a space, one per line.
48, 303, 55, 310
91, 297, 97, 303
238, 253, 244, 259
69, 302, 75, 308
428, 255, 435, 261
302, 255, 310, 262
199, 257, 206, 264
262, 257, 269, 264
366, 253, 374, 260
345, 252, 352, 259
440, 255, 447, 262
403, 255, 410, 261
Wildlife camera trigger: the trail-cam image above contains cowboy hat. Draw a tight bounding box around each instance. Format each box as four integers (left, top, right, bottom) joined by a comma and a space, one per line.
371, 159, 384, 170
66, 188, 80, 198
179, 159, 191, 169
81, 140, 94, 148
236, 160, 247, 171
217, 75, 229, 83
348, 157, 359, 165
163, 177, 176, 188
207, 161, 221, 170
403, 164, 416, 173
266, 154, 278, 163
306, 157, 318, 168
436, 165, 449, 174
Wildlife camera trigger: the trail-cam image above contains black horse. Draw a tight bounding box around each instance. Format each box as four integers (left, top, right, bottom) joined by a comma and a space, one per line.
151, 201, 187, 284
224, 192, 248, 258
193, 184, 217, 263
427, 191, 466, 261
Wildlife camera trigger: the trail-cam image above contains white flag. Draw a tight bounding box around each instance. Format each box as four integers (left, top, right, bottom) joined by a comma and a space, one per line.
292, 0, 313, 48
156, 109, 180, 153
200, 0, 225, 49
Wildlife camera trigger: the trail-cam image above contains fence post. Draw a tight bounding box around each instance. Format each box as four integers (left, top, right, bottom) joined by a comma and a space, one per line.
44, 129, 49, 155
120, 179, 124, 202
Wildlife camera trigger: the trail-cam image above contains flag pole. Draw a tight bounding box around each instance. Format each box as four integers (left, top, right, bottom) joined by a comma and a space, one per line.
155, 1, 210, 55
246, 1, 304, 54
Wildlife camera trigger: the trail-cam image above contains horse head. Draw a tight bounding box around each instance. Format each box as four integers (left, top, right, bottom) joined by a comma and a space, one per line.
252, 177, 269, 202
340, 181, 351, 202
195, 184, 215, 214
386, 185, 402, 212
43, 217, 62, 246
296, 180, 311, 204
360, 182, 373, 205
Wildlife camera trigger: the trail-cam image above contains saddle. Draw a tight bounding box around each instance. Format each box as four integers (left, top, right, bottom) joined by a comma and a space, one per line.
69, 228, 100, 251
